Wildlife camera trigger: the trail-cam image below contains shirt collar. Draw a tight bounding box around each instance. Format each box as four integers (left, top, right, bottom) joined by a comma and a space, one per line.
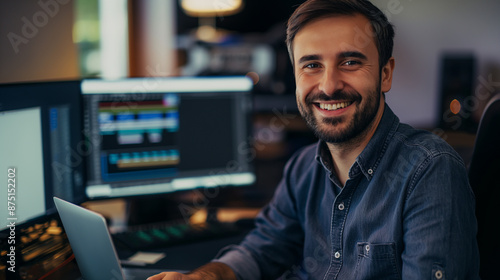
315, 103, 400, 181
315, 141, 334, 175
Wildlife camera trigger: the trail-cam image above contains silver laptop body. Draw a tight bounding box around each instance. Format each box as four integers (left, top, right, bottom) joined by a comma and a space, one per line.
53, 197, 165, 280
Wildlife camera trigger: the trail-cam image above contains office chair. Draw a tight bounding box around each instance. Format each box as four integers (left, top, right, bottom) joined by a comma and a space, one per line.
468, 93, 500, 280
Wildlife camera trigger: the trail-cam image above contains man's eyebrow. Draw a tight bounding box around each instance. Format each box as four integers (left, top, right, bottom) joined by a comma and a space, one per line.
339, 51, 368, 60
298, 54, 322, 65
297, 52, 368, 64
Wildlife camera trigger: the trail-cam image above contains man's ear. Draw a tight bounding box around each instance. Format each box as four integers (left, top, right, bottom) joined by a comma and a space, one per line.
381, 57, 395, 93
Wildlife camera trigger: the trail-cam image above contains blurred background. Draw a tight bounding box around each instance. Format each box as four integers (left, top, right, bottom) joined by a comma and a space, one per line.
1, 0, 499, 180
2, 2, 500, 278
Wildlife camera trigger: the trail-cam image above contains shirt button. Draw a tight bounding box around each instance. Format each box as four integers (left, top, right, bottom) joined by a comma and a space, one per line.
334, 251, 341, 259
435, 270, 443, 279
338, 202, 345, 211
367, 168, 374, 175
365, 244, 370, 252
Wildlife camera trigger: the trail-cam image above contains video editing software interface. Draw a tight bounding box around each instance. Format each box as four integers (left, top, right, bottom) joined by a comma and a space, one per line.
82, 77, 255, 198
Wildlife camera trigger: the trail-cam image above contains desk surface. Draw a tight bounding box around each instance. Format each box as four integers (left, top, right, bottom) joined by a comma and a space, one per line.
1, 203, 258, 280
119, 229, 251, 272
40, 223, 252, 280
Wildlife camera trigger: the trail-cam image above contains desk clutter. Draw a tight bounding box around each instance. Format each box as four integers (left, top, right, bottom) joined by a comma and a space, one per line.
0, 208, 256, 280
0, 215, 73, 280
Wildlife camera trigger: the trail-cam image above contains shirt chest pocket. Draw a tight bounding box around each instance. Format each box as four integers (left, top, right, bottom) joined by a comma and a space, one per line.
353, 242, 401, 280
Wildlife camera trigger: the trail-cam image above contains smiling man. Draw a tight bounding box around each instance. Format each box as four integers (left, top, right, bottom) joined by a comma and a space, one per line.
292, 13, 392, 187
148, 1, 480, 279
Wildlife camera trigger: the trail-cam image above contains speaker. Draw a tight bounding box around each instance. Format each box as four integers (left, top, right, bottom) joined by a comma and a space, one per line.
438, 54, 477, 133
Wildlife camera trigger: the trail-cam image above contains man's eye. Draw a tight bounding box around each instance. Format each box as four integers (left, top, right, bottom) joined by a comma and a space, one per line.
305, 63, 320, 69
343, 60, 361, 66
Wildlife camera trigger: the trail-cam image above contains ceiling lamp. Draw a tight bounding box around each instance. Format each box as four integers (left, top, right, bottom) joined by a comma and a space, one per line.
180, 0, 244, 17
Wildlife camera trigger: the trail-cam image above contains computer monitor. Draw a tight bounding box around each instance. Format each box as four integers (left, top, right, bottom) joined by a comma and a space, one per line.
0, 80, 85, 230
82, 76, 255, 200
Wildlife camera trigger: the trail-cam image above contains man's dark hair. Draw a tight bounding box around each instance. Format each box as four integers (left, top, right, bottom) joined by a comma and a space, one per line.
286, 0, 395, 70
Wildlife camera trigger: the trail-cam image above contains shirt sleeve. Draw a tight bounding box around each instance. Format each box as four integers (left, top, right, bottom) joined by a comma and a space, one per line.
401, 151, 480, 279
213, 152, 306, 279
212, 244, 262, 280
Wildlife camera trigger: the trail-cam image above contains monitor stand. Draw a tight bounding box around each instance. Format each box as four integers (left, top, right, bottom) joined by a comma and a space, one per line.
123, 193, 228, 226
124, 195, 186, 226
123, 186, 263, 227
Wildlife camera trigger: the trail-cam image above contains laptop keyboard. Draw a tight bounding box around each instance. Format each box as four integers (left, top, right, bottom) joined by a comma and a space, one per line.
111, 221, 244, 251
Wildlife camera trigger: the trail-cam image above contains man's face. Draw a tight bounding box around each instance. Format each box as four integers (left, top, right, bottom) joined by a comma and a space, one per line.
293, 14, 390, 144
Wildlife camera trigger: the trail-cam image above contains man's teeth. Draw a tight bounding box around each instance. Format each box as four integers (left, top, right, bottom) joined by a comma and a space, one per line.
319, 102, 352, 111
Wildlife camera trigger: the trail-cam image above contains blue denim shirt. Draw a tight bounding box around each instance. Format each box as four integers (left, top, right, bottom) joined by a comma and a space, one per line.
216, 104, 480, 279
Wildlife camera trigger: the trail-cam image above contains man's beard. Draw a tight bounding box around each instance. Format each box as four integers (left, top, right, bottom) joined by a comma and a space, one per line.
297, 83, 381, 144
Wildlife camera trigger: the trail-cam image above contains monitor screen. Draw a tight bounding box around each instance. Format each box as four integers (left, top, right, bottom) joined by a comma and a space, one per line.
82, 76, 255, 199
0, 80, 85, 230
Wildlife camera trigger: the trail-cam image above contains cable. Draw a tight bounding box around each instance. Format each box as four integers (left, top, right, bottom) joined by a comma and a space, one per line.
38, 253, 76, 280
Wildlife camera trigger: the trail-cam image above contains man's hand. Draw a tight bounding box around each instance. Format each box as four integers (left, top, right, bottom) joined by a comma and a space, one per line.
146, 262, 237, 280
147, 271, 197, 280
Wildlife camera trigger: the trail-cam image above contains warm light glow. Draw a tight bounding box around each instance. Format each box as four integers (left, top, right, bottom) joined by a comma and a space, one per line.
196, 25, 217, 41
246, 72, 260, 85
450, 99, 461, 114
181, 0, 243, 17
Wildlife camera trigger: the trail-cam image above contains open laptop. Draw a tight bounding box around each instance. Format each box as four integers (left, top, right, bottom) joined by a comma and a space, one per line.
53, 197, 172, 280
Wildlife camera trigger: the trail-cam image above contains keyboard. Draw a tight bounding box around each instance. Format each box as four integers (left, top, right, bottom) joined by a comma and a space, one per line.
111, 220, 245, 251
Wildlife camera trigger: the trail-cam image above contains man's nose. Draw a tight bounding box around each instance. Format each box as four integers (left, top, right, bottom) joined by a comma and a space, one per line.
318, 68, 344, 96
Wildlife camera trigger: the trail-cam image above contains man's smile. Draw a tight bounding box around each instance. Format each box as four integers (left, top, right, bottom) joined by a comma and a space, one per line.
316, 101, 353, 111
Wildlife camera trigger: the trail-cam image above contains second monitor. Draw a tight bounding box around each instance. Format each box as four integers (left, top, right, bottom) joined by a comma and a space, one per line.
82, 76, 255, 199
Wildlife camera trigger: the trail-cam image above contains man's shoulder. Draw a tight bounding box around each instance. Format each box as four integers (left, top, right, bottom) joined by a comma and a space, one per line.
393, 123, 462, 161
